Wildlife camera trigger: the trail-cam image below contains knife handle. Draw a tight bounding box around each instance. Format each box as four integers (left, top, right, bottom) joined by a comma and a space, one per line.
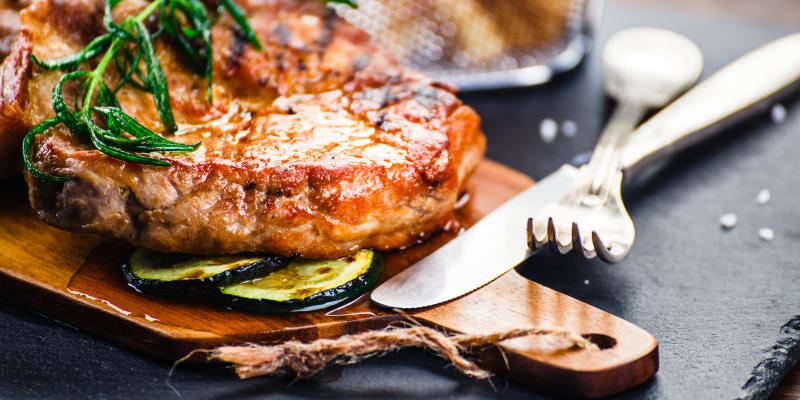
621, 33, 800, 179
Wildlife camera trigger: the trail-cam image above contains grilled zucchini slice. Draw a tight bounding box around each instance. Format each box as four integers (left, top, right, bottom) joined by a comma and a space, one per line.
122, 248, 289, 297
219, 249, 383, 313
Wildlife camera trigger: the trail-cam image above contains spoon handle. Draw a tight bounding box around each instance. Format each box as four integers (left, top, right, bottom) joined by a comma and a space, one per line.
621, 33, 800, 179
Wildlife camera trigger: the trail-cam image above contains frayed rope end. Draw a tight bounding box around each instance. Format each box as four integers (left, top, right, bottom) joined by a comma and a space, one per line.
172, 319, 597, 381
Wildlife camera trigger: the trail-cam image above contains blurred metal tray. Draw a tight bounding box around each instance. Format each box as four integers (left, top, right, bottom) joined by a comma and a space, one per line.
333, 0, 603, 91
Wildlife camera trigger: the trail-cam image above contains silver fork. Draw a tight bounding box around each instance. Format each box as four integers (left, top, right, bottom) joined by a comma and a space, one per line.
528, 28, 703, 262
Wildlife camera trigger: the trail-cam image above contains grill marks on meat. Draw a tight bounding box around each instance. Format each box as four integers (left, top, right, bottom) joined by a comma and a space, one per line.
10, 0, 486, 257
225, 28, 250, 71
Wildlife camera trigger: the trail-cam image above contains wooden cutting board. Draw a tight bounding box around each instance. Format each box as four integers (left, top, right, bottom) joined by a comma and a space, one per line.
0, 160, 657, 399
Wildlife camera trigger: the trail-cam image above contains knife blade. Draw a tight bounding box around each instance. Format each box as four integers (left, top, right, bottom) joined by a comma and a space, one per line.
371, 33, 800, 310
370, 164, 579, 309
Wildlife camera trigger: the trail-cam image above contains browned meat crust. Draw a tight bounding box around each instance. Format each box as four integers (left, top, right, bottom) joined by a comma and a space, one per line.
0, 8, 20, 61
0, 0, 27, 177
9, 0, 485, 257
0, 31, 30, 177
0, 0, 28, 54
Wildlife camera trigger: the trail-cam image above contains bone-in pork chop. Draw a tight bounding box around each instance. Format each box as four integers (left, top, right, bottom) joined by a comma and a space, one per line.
3, 0, 485, 258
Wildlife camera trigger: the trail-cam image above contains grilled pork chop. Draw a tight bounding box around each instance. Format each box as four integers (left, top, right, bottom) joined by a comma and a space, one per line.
4, 0, 486, 258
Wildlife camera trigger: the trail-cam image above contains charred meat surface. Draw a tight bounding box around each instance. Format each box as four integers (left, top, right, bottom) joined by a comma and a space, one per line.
0, 0, 28, 61
4, 0, 485, 258
0, 9, 20, 61
0, 0, 26, 176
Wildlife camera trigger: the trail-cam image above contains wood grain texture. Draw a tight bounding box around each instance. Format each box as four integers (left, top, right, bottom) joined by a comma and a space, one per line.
0, 159, 657, 398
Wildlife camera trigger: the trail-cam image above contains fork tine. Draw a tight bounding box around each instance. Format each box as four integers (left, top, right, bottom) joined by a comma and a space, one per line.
528, 218, 547, 250
571, 222, 585, 259
547, 218, 572, 255
527, 218, 535, 250
592, 231, 622, 263
572, 222, 596, 259
546, 218, 560, 254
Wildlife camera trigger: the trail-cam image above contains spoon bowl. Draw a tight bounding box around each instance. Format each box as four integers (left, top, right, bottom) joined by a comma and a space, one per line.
603, 26, 704, 107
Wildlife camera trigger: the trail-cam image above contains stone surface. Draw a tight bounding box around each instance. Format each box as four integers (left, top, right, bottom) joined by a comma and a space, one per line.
1, 1, 799, 399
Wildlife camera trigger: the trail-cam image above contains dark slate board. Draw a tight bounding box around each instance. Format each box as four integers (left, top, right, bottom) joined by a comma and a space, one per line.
1, 1, 798, 399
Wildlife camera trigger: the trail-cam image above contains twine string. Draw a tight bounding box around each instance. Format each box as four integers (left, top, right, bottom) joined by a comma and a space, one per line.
174, 322, 597, 380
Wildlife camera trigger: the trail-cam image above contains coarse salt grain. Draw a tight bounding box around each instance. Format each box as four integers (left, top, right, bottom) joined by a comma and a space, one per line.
539, 118, 558, 143
756, 189, 771, 205
758, 228, 774, 242
561, 120, 578, 138
719, 213, 737, 230
771, 103, 787, 123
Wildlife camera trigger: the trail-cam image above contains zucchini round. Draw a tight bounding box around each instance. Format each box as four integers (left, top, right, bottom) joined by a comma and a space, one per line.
122, 248, 289, 297
219, 249, 384, 313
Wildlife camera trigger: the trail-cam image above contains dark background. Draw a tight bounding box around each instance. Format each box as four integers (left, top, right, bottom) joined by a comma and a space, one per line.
2, 1, 800, 399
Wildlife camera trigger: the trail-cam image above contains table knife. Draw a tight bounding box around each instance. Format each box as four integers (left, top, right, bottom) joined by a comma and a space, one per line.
371, 33, 800, 310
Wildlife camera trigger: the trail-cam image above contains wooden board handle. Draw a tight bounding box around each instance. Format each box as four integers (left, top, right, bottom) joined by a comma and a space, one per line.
415, 270, 658, 398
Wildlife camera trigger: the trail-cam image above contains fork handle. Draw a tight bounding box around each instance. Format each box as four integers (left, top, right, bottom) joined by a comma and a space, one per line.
581, 100, 645, 198
621, 33, 800, 179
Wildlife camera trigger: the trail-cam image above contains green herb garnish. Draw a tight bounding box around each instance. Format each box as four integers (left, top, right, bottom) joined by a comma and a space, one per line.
23, 0, 356, 183
323, 0, 357, 6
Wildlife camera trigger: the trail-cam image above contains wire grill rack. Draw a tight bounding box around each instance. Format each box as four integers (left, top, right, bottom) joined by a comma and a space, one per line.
332, 0, 601, 90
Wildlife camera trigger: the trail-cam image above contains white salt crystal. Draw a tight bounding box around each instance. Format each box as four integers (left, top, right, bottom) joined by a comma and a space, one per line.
539, 118, 558, 143
583, 279, 590, 285
756, 189, 771, 205
561, 120, 578, 138
758, 228, 774, 242
771, 103, 787, 123
719, 213, 738, 230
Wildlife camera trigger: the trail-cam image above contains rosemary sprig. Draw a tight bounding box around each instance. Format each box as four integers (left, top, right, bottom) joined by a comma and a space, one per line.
324, 0, 357, 6
24, 0, 356, 183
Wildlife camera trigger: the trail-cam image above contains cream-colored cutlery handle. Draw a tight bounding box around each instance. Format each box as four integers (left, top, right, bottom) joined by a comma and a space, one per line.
622, 33, 800, 178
